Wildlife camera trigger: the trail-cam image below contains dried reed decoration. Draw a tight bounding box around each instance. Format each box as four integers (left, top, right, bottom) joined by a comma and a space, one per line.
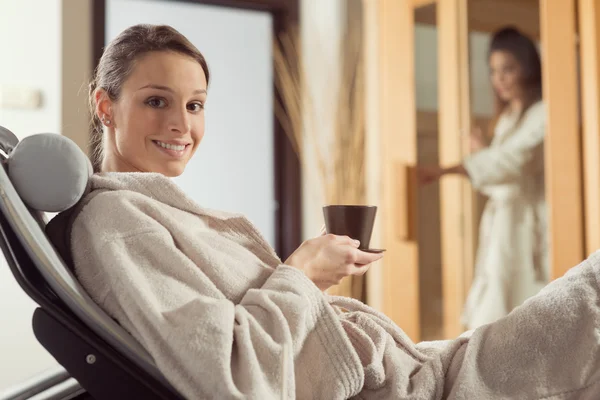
273, 21, 368, 301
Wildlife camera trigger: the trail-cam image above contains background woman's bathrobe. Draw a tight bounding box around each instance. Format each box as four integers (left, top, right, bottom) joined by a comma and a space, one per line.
63, 172, 600, 399
462, 100, 548, 330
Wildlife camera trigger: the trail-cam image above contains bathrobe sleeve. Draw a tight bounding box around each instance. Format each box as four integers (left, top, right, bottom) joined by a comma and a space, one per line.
463, 102, 546, 189
70, 195, 364, 400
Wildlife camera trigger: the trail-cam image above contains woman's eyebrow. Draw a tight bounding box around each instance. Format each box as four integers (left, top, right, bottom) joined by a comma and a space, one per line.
137, 84, 207, 95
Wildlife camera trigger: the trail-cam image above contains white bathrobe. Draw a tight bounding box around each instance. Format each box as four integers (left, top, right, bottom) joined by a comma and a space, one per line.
61, 172, 600, 399
462, 100, 548, 330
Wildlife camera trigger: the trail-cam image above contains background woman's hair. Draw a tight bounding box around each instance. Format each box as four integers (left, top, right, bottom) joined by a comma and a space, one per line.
487, 26, 542, 137
88, 24, 210, 172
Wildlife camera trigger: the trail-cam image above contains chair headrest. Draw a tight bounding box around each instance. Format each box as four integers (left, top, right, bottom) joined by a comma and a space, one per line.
7, 132, 93, 213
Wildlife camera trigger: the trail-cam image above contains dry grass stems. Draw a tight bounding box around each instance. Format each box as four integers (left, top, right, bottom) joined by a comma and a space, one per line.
273, 22, 368, 301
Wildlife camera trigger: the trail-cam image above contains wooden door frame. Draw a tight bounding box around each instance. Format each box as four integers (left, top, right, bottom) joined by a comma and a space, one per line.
414, 0, 540, 40
428, 0, 586, 337
370, 0, 586, 340
91, 0, 302, 260
436, 0, 474, 339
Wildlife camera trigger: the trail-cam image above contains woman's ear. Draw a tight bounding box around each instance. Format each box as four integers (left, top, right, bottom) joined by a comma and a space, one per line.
95, 89, 114, 126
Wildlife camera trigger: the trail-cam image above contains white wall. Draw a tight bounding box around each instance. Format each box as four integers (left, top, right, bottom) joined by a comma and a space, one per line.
0, 0, 62, 136
106, 0, 276, 245
0, 0, 63, 390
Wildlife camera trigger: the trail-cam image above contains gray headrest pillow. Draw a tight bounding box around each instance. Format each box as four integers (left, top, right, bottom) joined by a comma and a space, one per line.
8, 133, 93, 212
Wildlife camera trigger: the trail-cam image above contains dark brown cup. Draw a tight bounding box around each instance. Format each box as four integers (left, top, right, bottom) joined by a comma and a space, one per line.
322, 205, 377, 250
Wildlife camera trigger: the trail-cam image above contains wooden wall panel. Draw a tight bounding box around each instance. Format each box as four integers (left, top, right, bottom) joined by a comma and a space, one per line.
540, 0, 585, 278
62, 0, 93, 153
579, 0, 600, 256
377, 0, 420, 340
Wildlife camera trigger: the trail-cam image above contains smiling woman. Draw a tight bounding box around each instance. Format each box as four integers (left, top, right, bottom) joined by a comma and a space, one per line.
88, 24, 210, 177
41, 21, 600, 400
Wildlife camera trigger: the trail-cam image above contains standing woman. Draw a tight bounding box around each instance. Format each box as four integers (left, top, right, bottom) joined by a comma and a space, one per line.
419, 26, 548, 330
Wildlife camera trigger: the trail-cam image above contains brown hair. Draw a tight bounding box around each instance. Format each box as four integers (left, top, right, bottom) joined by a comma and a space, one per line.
88, 24, 210, 172
487, 26, 542, 138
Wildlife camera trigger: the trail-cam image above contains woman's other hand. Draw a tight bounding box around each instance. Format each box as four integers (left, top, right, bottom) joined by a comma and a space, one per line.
470, 126, 487, 152
319, 224, 327, 236
284, 234, 384, 291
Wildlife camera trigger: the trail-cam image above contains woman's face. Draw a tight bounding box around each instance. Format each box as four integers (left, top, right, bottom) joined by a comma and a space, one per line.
489, 50, 524, 103
97, 50, 207, 176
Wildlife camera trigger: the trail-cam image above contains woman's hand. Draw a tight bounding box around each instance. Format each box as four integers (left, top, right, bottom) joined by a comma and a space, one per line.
417, 165, 444, 185
470, 126, 488, 153
284, 234, 384, 291
418, 164, 469, 185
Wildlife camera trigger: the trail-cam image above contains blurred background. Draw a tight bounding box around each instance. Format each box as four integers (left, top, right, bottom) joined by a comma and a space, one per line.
0, 0, 596, 391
